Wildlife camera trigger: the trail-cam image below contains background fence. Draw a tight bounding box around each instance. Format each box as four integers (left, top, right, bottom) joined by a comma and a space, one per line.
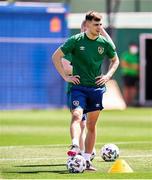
0, 3, 69, 109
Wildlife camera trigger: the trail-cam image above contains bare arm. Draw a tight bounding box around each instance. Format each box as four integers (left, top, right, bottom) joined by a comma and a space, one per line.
100, 27, 115, 48
52, 48, 80, 84
52, 48, 67, 80
61, 58, 73, 75
107, 54, 120, 78
95, 54, 119, 86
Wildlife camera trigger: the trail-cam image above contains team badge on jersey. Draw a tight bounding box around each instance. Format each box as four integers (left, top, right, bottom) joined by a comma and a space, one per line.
73, 100, 79, 106
98, 46, 104, 54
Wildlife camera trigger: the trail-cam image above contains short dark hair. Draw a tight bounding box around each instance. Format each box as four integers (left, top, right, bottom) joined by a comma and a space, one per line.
85, 11, 102, 21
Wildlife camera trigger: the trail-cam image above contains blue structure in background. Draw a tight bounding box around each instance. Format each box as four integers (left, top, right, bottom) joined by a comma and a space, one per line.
0, 2, 69, 109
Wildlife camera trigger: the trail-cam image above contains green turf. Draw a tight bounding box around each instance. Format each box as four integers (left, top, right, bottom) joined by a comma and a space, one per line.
0, 108, 152, 179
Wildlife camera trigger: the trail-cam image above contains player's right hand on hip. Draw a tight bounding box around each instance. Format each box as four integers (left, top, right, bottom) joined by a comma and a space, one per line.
65, 75, 80, 85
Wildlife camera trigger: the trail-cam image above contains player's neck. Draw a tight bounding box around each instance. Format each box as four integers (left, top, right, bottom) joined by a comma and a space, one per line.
86, 31, 99, 40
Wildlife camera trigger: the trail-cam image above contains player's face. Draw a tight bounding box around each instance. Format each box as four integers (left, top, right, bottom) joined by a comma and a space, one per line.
88, 20, 102, 36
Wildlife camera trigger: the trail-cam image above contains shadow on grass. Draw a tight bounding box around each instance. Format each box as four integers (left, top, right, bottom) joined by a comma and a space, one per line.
4, 170, 69, 174
15, 163, 66, 167
3, 163, 69, 174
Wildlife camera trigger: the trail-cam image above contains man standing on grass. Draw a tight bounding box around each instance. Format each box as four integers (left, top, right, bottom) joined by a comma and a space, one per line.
120, 42, 139, 106
52, 11, 119, 171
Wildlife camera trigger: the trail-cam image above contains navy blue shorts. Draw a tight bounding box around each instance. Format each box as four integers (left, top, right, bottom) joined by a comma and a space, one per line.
67, 92, 87, 121
70, 85, 106, 113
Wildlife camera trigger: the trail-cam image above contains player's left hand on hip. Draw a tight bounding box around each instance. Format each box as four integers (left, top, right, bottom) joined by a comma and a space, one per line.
95, 75, 110, 86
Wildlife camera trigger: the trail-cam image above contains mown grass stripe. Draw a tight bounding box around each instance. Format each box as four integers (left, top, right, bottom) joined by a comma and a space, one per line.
0, 141, 151, 149
1, 154, 152, 162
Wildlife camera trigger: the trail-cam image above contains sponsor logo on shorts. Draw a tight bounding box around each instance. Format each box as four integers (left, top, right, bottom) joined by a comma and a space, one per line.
96, 103, 100, 107
73, 100, 79, 106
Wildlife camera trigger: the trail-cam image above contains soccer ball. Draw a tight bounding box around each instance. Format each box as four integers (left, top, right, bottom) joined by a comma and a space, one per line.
67, 155, 86, 173
101, 143, 119, 162
90, 148, 96, 161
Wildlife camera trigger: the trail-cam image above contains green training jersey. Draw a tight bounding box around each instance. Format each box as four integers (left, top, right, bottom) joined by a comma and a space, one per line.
64, 54, 72, 64
121, 52, 139, 76
61, 32, 117, 87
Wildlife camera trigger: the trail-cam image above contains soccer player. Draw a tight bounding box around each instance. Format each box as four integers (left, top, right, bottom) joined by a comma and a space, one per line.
52, 11, 119, 171
62, 20, 116, 159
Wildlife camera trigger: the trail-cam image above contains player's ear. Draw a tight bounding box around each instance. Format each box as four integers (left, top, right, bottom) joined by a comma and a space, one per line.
85, 21, 90, 28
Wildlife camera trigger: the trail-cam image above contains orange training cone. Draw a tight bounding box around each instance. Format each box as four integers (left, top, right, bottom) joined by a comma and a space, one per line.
108, 159, 133, 173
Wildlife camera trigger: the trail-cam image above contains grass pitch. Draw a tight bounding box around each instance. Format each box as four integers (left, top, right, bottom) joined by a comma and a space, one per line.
0, 108, 152, 179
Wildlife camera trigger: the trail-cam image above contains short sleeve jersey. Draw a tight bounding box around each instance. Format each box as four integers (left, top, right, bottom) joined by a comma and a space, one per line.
64, 54, 72, 64
60, 32, 117, 87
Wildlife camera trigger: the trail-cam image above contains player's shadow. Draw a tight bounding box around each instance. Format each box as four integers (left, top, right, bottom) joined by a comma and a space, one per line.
6, 170, 69, 174
15, 163, 66, 167
6, 163, 69, 174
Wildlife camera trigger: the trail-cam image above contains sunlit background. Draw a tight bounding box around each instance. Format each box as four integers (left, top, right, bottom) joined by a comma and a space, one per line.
0, 0, 151, 110
0, 1, 152, 179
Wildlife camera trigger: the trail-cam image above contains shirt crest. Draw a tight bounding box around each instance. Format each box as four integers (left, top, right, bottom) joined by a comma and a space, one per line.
98, 46, 104, 54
